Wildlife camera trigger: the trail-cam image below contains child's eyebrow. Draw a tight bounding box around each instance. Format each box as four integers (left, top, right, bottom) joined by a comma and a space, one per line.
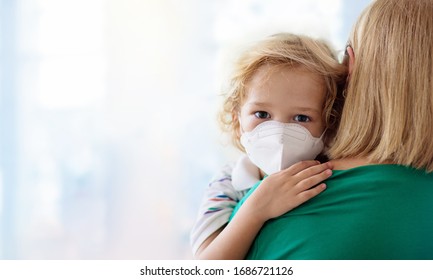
244, 102, 322, 115
294, 106, 322, 115
244, 101, 271, 107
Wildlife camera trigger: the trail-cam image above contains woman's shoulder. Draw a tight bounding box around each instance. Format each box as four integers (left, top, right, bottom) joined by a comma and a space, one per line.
328, 159, 433, 186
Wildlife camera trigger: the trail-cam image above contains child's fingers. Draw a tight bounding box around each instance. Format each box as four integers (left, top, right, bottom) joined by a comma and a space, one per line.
297, 183, 327, 203
296, 168, 332, 192
283, 160, 321, 176
294, 161, 332, 181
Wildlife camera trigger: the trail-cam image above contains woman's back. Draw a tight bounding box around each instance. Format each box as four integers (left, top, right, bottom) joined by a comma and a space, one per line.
243, 164, 433, 259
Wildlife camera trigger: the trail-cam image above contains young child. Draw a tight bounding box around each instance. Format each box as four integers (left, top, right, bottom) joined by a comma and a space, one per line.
191, 33, 346, 259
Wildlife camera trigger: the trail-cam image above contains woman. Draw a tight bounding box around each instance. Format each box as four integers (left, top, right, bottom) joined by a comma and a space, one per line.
231, 0, 433, 259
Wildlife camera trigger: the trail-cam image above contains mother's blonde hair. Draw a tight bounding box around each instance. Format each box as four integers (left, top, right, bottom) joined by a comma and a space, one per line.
328, 0, 433, 171
219, 33, 346, 151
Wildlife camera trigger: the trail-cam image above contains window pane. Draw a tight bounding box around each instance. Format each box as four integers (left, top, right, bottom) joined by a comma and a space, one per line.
0, 0, 371, 259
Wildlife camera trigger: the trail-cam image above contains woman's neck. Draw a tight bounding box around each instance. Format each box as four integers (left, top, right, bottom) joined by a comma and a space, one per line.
329, 157, 389, 170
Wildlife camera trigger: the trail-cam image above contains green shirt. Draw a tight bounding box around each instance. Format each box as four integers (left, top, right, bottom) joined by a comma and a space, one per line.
230, 164, 433, 259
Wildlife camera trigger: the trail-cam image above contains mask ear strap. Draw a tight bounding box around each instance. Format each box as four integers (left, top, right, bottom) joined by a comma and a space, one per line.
318, 128, 327, 140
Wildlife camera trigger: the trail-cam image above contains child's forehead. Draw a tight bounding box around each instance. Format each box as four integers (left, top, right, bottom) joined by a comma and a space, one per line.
248, 64, 323, 89
243, 64, 326, 105
253, 63, 311, 80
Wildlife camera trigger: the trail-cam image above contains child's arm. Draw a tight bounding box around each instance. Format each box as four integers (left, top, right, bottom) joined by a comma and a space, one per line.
190, 163, 247, 256
195, 160, 332, 259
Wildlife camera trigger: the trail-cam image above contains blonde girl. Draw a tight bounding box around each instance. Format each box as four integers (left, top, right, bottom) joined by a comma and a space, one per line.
191, 33, 346, 259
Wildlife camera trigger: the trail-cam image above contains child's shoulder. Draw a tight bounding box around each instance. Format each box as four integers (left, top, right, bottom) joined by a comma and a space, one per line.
207, 160, 236, 188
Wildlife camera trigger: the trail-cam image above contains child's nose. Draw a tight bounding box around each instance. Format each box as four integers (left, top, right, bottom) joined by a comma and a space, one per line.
273, 116, 291, 124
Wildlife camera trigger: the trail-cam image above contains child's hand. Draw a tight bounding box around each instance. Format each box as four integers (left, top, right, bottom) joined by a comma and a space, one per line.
243, 160, 332, 223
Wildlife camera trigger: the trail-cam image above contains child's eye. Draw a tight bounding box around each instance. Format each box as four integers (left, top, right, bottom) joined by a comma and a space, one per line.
254, 111, 271, 119
294, 114, 310, 122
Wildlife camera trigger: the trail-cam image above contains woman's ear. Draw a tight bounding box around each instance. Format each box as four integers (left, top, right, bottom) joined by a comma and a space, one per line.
346, 45, 355, 76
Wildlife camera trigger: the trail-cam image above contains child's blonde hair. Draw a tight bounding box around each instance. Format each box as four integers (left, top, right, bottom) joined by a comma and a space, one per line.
219, 33, 347, 152
328, 0, 433, 171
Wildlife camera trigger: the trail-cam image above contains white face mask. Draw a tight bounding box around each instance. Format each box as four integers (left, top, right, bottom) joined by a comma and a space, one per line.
240, 120, 324, 175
